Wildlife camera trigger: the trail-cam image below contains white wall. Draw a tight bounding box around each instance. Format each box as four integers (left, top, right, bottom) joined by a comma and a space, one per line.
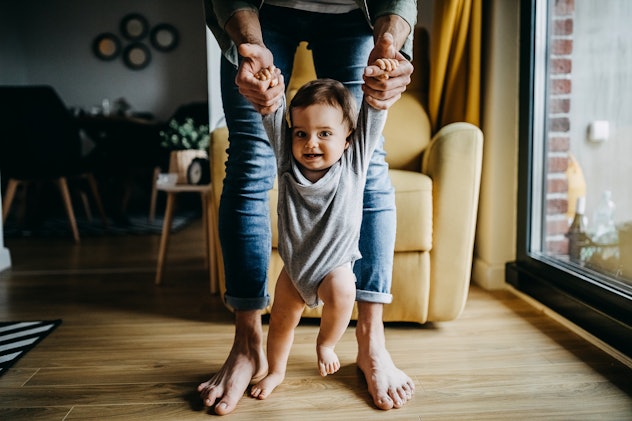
0, 173, 11, 272
205, 29, 224, 130
472, 0, 520, 289
0, 0, 208, 120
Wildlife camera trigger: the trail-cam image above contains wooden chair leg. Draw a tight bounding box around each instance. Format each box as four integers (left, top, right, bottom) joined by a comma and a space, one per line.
2, 179, 20, 223
85, 173, 108, 228
155, 191, 176, 285
79, 191, 93, 222
56, 177, 80, 244
149, 166, 161, 223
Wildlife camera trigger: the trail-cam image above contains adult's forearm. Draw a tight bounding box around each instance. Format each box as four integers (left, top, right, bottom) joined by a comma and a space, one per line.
366, 0, 416, 60
373, 15, 411, 52
224, 9, 265, 47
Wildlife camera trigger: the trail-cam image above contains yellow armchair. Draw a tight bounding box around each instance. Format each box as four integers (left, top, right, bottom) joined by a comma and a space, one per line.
210, 31, 483, 324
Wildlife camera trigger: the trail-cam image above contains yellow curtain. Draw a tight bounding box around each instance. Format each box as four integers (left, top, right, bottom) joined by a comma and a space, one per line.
428, 0, 482, 133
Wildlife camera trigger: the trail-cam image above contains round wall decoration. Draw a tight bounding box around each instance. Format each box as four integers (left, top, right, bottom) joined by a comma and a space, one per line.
123, 42, 151, 70
120, 13, 149, 40
92, 13, 179, 71
150, 23, 179, 52
92, 33, 121, 61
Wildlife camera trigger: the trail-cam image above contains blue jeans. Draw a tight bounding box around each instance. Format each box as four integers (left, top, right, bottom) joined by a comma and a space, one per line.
220, 5, 396, 310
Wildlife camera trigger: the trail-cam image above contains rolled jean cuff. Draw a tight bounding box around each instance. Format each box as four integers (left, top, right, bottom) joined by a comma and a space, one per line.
355, 289, 393, 304
224, 294, 271, 312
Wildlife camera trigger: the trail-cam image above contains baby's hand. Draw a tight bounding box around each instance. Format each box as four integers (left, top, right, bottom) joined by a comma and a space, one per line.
254, 66, 279, 88
372, 58, 399, 81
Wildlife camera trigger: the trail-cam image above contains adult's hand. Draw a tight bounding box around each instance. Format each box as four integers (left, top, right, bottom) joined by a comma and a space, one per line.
236, 43, 285, 114
363, 31, 413, 110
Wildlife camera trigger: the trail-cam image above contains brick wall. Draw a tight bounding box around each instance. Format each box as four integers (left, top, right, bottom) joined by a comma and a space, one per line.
545, 0, 575, 255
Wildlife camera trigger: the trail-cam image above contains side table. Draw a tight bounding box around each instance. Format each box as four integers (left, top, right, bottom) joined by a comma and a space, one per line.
154, 183, 217, 294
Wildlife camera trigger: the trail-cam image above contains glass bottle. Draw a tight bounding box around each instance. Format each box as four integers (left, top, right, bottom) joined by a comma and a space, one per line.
567, 196, 589, 263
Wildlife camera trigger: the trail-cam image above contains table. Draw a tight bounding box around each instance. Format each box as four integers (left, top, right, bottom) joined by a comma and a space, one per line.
77, 113, 168, 220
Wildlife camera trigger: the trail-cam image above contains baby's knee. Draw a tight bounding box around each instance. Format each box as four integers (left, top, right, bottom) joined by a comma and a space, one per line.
320, 277, 355, 306
337, 278, 357, 302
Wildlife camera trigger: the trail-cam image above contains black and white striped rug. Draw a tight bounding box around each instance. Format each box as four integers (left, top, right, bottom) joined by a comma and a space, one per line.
0, 320, 62, 377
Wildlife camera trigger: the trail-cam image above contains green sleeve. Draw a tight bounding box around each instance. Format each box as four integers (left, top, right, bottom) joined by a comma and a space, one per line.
361, 0, 418, 60
204, 0, 262, 65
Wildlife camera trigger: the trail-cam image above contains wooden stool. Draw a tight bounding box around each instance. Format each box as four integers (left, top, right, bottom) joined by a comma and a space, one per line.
154, 183, 218, 294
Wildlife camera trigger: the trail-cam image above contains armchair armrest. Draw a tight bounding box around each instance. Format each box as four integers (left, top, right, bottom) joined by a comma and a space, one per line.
210, 126, 229, 209
209, 126, 229, 292
422, 122, 483, 321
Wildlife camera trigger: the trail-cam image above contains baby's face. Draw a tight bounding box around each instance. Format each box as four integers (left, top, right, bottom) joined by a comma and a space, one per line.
290, 103, 351, 182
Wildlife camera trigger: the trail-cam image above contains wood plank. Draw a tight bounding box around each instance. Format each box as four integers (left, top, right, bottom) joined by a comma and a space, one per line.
0, 407, 72, 420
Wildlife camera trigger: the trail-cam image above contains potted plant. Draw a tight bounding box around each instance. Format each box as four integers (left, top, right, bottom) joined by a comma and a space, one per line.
159, 117, 210, 184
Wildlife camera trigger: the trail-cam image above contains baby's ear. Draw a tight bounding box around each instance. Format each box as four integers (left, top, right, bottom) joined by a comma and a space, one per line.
345, 129, 354, 148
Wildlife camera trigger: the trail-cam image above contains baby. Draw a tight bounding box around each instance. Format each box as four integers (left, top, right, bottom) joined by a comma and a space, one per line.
250, 59, 399, 399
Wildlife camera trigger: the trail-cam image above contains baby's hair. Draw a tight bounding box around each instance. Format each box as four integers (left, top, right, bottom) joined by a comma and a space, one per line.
289, 78, 357, 131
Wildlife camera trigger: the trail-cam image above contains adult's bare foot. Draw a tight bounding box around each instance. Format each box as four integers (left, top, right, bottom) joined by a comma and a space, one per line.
356, 302, 415, 410
197, 310, 268, 415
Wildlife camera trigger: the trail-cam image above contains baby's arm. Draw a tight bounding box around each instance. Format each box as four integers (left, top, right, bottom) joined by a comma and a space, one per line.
355, 59, 397, 160
254, 66, 287, 157
260, 94, 289, 165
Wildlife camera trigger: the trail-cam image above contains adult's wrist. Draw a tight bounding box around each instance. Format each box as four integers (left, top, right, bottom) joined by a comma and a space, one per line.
225, 9, 265, 48
373, 15, 411, 53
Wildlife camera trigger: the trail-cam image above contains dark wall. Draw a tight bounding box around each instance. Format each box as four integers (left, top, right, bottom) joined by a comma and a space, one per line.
0, 0, 208, 120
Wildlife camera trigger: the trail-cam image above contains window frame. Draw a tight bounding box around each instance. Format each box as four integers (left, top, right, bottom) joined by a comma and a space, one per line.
506, 0, 632, 357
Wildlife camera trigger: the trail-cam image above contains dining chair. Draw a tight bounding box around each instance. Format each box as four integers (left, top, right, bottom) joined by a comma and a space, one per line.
0, 85, 108, 243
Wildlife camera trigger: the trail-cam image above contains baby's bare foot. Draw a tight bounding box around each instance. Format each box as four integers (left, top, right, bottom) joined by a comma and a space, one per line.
317, 345, 341, 376
250, 372, 285, 400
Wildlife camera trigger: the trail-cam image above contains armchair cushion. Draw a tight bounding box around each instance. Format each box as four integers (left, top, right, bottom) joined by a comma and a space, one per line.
391, 169, 433, 252
383, 94, 430, 171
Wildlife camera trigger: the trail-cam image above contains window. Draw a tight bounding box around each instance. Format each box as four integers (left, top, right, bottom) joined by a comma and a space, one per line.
507, 0, 632, 356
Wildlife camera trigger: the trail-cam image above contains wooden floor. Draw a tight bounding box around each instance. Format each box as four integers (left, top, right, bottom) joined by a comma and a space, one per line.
0, 218, 631, 420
